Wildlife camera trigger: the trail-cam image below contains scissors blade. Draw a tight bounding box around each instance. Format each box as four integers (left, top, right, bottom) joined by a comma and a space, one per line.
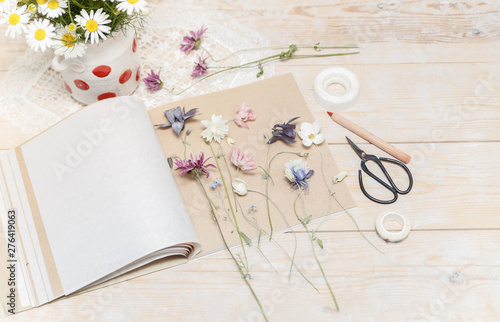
346, 136, 366, 159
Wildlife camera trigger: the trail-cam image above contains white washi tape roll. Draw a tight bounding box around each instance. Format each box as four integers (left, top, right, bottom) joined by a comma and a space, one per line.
313, 67, 359, 111
375, 212, 411, 243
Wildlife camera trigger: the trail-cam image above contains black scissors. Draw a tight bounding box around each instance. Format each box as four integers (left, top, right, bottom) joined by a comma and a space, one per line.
346, 136, 413, 204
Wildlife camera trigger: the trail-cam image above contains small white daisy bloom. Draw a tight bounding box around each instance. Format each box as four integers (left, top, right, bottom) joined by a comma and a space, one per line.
297, 121, 325, 147
201, 114, 229, 143
39, 0, 67, 18
116, 0, 148, 15
75, 8, 111, 44
52, 26, 87, 59
0, 5, 30, 39
26, 19, 56, 52
0, 0, 16, 14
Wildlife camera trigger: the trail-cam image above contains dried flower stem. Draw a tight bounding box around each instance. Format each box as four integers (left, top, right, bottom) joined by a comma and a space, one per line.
264, 150, 303, 239
313, 144, 383, 254
246, 189, 318, 292
217, 143, 240, 212
196, 174, 269, 322
200, 43, 358, 63
208, 143, 249, 269
293, 189, 340, 311
168, 51, 358, 96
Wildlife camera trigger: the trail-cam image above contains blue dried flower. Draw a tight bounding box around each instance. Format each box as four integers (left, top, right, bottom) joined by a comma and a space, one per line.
267, 117, 300, 144
248, 205, 258, 212
210, 180, 222, 189
156, 106, 198, 136
284, 159, 314, 191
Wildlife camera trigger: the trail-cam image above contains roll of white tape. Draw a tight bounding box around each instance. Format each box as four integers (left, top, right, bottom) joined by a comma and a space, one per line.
375, 212, 411, 243
313, 67, 359, 111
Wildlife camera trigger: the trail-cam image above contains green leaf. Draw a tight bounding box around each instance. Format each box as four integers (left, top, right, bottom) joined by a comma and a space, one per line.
240, 232, 252, 245
256, 63, 264, 78
312, 229, 316, 239
183, 141, 191, 146
314, 42, 322, 52
258, 231, 262, 247
279, 44, 298, 59
217, 153, 225, 158
316, 237, 324, 249
304, 215, 312, 224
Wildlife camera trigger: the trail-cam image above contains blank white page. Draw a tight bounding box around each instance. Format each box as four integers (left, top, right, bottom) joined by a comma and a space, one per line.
21, 97, 200, 295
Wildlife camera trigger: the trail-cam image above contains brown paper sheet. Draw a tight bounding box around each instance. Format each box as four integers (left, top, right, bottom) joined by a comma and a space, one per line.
148, 73, 356, 254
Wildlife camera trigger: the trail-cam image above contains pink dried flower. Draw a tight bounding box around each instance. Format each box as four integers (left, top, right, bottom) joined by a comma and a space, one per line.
180, 25, 207, 54
143, 69, 163, 91
174, 152, 216, 178
230, 147, 257, 171
191, 55, 209, 78
234, 102, 257, 129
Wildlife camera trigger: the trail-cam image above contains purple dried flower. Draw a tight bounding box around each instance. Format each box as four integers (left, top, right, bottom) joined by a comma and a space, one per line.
191, 55, 209, 78
284, 159, 314, 192
175, 152, 216, 178
180, 26, 207, 54
267, 117, 300, 144
156, 106, 198, 136
143, 69, 163, 91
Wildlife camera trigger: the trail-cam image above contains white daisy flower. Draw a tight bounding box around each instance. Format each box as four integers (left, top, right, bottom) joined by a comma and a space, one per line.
39, 0, 67, 18
26, 19, 56, 52
0, 5, 29, 39
0, 0, 16, 14
201, 114, 229, 143
297, 121, 325, 147
75, 8, 111, 45
52, 26, 87, 59
116, 0, 148, 15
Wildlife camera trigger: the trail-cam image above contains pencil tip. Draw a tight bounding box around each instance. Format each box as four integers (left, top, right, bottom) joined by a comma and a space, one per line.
326, 111, 333, 116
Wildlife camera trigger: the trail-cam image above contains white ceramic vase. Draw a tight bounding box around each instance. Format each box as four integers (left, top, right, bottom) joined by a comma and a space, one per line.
52, 32, 140, 105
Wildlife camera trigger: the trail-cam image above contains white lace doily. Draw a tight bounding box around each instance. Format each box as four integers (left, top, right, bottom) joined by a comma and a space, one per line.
0, 2, 274, 134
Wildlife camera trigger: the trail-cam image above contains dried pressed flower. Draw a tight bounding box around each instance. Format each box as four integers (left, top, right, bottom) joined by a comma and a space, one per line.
191, 55, 208, 78
180, 25, 207, 54
201, 114, 229, 143
174, 152, 216, 178
232, 178, 248, 196
143, 69, 163, 91
267, 117, 300, 144
156, 106, 198, 136
284, 159, 314, 191
297, 121, 325, 147
230, 147, 257, 171
234, 102, 257, 129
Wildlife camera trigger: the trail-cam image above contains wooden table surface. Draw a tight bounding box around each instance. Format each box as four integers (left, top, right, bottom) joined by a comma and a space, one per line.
2, 1, 500, 321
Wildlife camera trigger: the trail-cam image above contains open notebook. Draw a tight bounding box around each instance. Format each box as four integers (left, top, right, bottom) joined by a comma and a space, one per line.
0, 74, 355, 314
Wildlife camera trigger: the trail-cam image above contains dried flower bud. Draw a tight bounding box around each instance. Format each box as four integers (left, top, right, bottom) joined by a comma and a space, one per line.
186, 128, 192, 135
227, 138, 236, 147
333, 171, 348, 184
232, 178, 248, 196
141, 7, 151, 16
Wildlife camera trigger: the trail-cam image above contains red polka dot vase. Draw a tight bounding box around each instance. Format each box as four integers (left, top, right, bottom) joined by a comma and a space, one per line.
52, 32, 140, 105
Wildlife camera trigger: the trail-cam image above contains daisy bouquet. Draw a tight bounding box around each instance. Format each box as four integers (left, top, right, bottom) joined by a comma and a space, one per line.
0, 0, 148, 58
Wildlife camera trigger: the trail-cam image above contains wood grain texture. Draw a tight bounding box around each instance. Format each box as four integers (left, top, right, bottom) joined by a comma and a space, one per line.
1, 0, 500, 321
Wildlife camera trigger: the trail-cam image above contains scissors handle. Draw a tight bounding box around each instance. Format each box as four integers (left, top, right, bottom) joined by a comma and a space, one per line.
358, 155, 413, 204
